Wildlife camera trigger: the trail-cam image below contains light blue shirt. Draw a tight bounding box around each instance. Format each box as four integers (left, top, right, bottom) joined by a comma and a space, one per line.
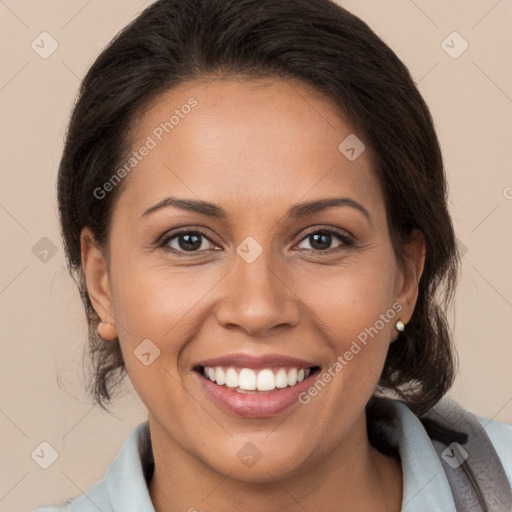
31, 401, 512, 512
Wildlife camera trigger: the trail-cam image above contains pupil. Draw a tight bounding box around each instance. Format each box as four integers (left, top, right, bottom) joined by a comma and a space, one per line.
311, 232, 331, 250
179, 233, 202, 251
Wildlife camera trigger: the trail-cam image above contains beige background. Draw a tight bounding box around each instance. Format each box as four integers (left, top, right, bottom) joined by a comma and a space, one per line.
0, 0, 511, 510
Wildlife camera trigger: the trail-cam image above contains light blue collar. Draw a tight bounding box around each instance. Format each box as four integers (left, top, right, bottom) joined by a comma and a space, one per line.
393, 401, 457, 512
66, 402, 460, 511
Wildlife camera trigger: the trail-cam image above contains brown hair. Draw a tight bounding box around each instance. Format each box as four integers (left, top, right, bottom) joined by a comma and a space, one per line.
58, 0, 460, 416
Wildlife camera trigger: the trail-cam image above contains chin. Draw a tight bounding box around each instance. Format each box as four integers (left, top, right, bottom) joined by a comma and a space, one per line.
196, 435, 316, 484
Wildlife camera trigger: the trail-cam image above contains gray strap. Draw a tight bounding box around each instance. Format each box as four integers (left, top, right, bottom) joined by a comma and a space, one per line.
424, 398, 512, 512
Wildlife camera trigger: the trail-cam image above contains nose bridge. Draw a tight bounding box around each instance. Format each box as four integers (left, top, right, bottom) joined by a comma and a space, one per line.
215, 235, 300, 335
235, 239, 279, 296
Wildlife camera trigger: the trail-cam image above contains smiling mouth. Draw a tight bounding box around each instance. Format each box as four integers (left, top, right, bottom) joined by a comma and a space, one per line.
194, 365, 321, 393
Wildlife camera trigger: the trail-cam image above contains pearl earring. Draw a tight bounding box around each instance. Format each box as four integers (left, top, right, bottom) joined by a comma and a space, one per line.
98, 318, 116, 341
395, 320, 405, 332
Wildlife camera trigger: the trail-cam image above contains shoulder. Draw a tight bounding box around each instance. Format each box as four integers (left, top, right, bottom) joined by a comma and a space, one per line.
28, 479, 109, 512
28, 421, 151, 512
384, 398, 512, 511
476, 414, 512, 486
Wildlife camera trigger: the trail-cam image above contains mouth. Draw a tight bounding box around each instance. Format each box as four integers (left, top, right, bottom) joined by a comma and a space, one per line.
192, 357, 321, 419
195, 365, 319, 393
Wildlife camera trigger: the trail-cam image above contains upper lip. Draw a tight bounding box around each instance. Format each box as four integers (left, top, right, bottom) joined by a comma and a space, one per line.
195, 353, 317, 369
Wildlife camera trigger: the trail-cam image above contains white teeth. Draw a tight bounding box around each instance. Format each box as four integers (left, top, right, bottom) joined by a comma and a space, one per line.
225, 368, 239, 388
215, 367, 226, 386
238, 369, 257, 390
287, 368, 298, 386
257, 369, 275, 391
202, 366, 313, 391
275, 368, 288, 388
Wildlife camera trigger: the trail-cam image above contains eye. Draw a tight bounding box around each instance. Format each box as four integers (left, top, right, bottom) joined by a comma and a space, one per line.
296, 227, 354, 252
160, 229, 218, 254
158, 226, 354, 256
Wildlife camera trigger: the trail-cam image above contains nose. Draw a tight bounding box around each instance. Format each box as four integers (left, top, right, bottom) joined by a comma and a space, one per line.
214, 245, 301, 337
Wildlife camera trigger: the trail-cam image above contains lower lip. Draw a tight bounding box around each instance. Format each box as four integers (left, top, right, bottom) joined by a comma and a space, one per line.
195, 369, 318, 419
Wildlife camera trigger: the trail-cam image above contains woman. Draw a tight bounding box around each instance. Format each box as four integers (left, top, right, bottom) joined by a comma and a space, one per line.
32, 0, 511, 511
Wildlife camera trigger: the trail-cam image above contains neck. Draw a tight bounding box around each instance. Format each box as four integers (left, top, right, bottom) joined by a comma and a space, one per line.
148, 412, 402, 512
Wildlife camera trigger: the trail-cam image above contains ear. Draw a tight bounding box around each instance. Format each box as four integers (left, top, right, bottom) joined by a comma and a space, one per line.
395, 229, 426, 325
80, 227, 117, 340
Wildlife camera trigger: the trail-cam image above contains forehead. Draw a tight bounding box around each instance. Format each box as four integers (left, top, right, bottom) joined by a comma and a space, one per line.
115, 77, 384, 219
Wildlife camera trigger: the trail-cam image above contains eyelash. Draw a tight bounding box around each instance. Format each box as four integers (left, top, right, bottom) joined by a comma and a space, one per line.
158, 226, 355, 257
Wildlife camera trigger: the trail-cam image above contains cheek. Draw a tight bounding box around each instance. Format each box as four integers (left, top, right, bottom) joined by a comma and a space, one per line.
295, 251, 399, 349
109, 244, 218, 336
108, 256, 228, 386
108, 266, 201, 414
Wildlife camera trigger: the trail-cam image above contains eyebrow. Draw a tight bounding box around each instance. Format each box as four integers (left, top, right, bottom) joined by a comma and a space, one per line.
140, 196, 372, 226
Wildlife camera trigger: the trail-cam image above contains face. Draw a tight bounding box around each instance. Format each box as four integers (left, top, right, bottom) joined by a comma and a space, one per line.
82, 77, 424, 482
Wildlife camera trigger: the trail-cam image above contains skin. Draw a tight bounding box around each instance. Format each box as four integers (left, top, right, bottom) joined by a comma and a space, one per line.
82, 77, 425, 511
